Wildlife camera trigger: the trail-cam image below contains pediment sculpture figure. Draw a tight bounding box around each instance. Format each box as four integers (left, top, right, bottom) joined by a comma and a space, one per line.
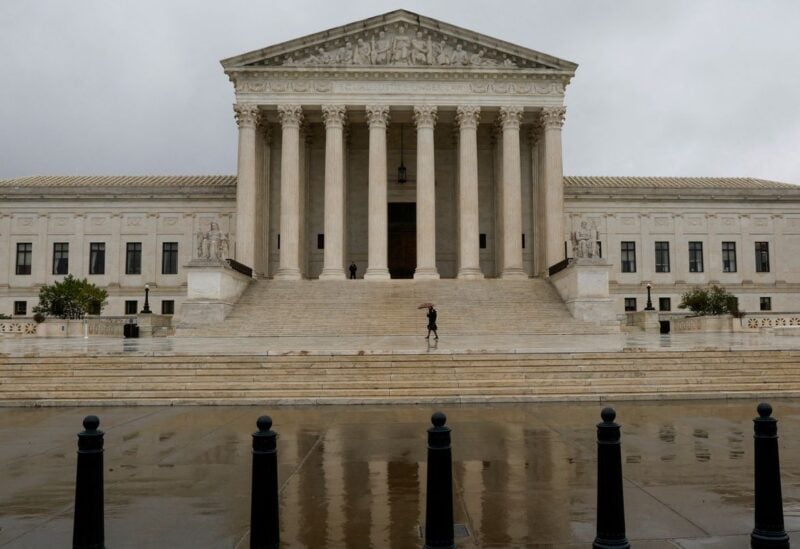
285, 25, 516, 68
196, 222, 230, 261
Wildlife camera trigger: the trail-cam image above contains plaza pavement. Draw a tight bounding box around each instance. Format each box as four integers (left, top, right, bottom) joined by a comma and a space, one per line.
1, 400, 800, 547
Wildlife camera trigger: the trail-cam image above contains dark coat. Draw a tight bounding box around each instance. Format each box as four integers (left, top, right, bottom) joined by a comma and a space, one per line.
427, 309, 438, 330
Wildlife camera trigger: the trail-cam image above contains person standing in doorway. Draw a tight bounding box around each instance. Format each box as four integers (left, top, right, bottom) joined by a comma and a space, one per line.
426, 306, 438, 340
349, 261, 357, 279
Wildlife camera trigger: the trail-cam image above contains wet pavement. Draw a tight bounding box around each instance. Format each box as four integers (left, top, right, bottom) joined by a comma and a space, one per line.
2, 401, 800, 547
3, 331, 800, 357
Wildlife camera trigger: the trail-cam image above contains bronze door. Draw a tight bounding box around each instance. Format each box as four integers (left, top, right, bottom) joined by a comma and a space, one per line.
388, 202, 416, 279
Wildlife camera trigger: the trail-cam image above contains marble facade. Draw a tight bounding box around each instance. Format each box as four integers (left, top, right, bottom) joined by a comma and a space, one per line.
2, 10, 800, 320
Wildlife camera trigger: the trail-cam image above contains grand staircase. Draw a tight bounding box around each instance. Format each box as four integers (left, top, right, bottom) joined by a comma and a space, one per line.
178, 279, 616, 338
2, 350, 799, 405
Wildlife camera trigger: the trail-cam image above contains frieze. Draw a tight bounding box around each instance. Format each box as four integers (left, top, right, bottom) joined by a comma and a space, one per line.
236, 78, 563, 96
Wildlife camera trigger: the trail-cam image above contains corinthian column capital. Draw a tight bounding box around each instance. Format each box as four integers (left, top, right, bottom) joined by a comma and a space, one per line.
365, 105, 390, 128
498, 106, 523, 130
321, 105, 347, 128
233, 104, 260, 128
413, 105, 438, 129
277, 105, 303, 128
541, 106, 567, 129
455, 105, 481, 130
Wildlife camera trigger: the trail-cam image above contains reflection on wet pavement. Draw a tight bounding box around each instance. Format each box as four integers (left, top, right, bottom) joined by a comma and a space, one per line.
1, 401, 800, 547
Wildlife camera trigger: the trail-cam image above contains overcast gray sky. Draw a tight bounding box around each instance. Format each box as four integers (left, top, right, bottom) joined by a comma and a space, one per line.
1, 0, 798, 183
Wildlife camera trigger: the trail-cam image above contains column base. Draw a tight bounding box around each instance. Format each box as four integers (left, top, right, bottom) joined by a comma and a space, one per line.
274, 268, 302, 280
364, 268, 391, 280
457, 267, 484, 280
319, 269, 346, 280
414, 268, 440, 280
500, 268, 529, 280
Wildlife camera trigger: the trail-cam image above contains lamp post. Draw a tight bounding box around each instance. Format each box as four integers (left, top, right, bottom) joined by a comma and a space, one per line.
645, 283, 655, 311
141, 284, 152, 314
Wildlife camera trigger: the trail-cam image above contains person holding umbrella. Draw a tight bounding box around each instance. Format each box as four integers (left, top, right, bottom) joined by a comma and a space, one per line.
418, 303, 438, 340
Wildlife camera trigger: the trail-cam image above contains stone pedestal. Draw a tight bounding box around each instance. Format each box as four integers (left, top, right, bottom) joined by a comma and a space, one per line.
626, 310, 661, 333
180, 260, 252, 325
549, 258, 617, 323
136, 313, 173, 338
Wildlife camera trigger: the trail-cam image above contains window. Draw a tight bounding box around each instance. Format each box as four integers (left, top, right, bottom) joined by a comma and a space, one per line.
162, 242, 179, 275
655, 241, 670, 273
125, 300, 138, 315
760, 297, 772, 311
620, 242, 636, 273
13, 301, 27, 316
126, 242, 142, 275
722, 242, 737, 273
659, 297, 671, 311
161, 300, 175, 315
596, 241, 602, 258
755, 242, 770, 273
317, 234, 324, 249
52, 243, 69, 275
16, 243, 32, 275
624, 297, 637, 312
277, 234, 280, 250
479, 233, 487, 249
521, 233, 526, 249
89, 243, 106, 275
689, 241, 704, 273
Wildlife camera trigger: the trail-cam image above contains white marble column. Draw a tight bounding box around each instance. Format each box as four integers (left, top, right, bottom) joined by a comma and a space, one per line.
233, 104, 260, 272
255, 121, 271, 278
364, 105, 391, 280
413, 105, 439, 279
319, 105, 347, 280
456, 105, 483, 279
275, 105, 303, 280
541, 107, 567, 272
499, 106, 527, 279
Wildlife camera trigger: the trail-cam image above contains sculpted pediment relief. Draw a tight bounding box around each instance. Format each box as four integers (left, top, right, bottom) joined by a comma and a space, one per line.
222, 10, 577, 74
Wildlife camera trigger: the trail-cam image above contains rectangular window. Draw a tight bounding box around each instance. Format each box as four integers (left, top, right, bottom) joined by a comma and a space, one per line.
654, 241, 670, 273
620, 241, 636, 273
277, 234, 280, 250
52, 242, 69, 275
722, 241, 737, 273
659, 297, 671, 311
689, 241, 704, 273
755, 242, 770, 273
162, 242, 178, 275
161, 300, 175, 315
124, 300, 138, 315
13, 301, 27, 316
15, 243, 32, 275
317, 234, 324, 250
760, 296, 772, 311
624, 297, 637, 312
126, 242, 142, 275
479, 233, 487, 249
521, 233, 526, 249
89, 242, 106, 275
596, 241, 602, 258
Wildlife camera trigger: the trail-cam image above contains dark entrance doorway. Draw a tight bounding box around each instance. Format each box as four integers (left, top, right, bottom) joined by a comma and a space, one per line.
388, 202, 416, 279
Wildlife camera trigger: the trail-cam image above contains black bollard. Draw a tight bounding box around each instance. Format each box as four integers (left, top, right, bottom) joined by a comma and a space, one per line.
423, 412, 455, 549
250, 415, 279, 549
593, 408, 630, 549
751, 403, 790, 548
73, 415, 105, 549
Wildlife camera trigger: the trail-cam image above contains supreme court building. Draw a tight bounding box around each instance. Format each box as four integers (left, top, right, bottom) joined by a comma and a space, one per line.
2, 10, 800, 323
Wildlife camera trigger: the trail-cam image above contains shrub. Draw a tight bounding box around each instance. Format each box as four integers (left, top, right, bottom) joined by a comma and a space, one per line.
0, 313, 10, 320
32, 312, 46, 324
679, 285, 739, 316
33, 275, 108, 319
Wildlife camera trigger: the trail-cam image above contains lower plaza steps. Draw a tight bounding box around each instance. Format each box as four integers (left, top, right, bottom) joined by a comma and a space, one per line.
2, 350, 800, 405
178, 278, 616, 338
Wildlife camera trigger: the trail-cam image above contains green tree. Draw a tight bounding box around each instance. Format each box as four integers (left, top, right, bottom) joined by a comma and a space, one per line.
679, 285, 739, 316
33, 275, 108, 319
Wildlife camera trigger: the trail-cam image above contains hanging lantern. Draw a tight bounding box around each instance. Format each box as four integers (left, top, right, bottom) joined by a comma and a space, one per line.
397, 124, 407, 184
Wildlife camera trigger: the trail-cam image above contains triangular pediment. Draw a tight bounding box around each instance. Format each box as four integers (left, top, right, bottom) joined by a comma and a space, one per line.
221, 10, 577, 73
